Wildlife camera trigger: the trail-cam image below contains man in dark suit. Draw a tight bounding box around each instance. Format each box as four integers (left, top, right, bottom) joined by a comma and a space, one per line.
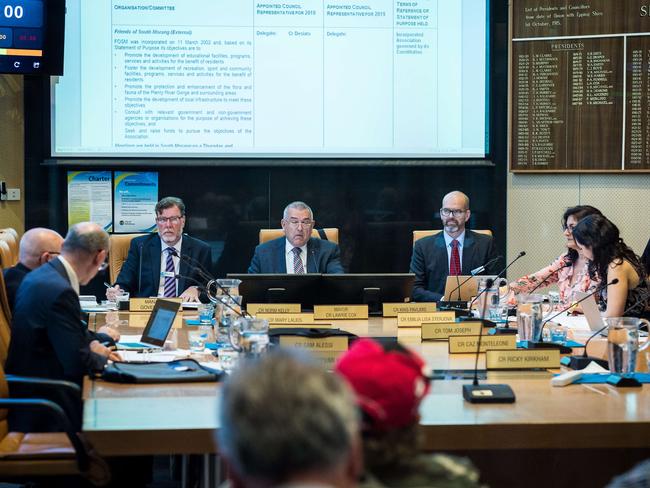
2, 227, 63, 312
107, 196, 212, 301
6, 222, 120, 431
248, 201, 344, 274
410, 191, 498, 302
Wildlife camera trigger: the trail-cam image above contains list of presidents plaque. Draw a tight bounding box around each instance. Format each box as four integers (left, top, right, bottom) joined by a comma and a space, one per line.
512, 37, 623, 170
625, 35, 650, 170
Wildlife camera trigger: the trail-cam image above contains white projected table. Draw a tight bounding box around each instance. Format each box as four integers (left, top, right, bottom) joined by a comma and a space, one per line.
53, 0, 487, 158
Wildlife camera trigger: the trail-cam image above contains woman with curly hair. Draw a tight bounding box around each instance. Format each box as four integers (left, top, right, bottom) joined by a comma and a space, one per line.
508, 205, 603, 308
571, 214, 649, 317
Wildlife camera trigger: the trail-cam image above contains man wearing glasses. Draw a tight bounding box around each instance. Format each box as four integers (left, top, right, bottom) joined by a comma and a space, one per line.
3, 227, 63, 312
108, 196, 212, 301
7, 222, 120, 431
248, 201, 344, 273
410, 191, 498, 302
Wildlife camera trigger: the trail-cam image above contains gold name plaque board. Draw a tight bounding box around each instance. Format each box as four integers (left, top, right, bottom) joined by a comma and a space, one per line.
247, 303, 301, 315
129, 297, 182, 312
382, 302, 436, 317
313, 305, 368, 320
448, 335, 517, 354
397, 311, 456, 328
486, 349, 560, 370
421, 322, 482, 340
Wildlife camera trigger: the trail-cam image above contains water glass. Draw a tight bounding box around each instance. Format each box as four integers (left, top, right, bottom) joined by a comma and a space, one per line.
606, 317, 650, 374
549, 325, 568, 343
477, 277, 509, 322
218, 346, 239, 373
229, 317, 270, 358
516, 294, 550, 342
188, 327, 212, 352
116, 291, 130, 310
198, 303, 214, 324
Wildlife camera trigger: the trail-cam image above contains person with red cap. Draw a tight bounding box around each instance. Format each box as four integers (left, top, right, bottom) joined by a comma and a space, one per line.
335, 338, 482, 488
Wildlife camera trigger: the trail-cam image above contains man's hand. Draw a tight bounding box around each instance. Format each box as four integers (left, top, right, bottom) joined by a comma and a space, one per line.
90, 340, 122, 362
180, 286, 200, 302
106, 284, 122, 301
98, 325, 120, 342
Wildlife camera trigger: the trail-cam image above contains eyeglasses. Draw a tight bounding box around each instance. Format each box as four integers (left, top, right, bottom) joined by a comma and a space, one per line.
45, 251, 60, 256
286, 219, 314, 227
156, 216, 183, 224
98, 260, 109, 272
440, 208, 467, 218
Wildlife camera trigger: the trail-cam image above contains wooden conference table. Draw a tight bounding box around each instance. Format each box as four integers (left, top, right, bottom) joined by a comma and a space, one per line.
82, 311, 650, 487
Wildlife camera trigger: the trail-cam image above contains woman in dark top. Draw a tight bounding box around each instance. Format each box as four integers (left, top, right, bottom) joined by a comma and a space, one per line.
572, 215, 649, 317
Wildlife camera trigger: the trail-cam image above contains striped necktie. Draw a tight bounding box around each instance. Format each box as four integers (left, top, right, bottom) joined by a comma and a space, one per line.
163, 247, 177, 297
292, 247, 304, 274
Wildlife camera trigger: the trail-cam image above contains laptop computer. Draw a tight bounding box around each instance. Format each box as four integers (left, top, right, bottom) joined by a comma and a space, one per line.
117, 299, 181, 350
575, 291, 606, 335
443, 275, 498, 302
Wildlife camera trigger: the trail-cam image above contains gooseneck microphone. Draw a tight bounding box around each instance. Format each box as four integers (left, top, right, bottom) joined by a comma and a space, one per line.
462, 278, 516, 403
467, 251, 526, 311
526, 259, 572, 296
174, 273, 245, 318
168, 248, 252, 317
563, 287, 650, 370
445, 256, 503, 304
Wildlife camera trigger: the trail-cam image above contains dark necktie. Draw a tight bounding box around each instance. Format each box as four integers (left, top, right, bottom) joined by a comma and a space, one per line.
163, 248, 176, 297
449, 239, 461, 276
292, 247, 304, 274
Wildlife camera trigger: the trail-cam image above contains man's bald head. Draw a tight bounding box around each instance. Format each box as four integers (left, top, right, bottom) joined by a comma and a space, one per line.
19, 228, 64, 270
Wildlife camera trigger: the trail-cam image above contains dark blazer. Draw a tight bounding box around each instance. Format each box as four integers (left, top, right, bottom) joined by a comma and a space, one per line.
6, 258, 107, 431
248, 237, 345, 274
3, 262, 30, 313
642, 238, 650, 276
115, 233, 212, 298
409, 230, 498, 302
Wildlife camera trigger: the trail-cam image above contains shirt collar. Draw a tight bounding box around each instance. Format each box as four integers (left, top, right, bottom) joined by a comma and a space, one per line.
285, 238, 308, 255
444, 230, 466, 248
58, 256, 80, 295
160, 235, 183, 255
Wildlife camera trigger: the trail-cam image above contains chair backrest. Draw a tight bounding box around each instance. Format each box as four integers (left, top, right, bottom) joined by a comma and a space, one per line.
259, 228, 339, 245
109, 234, 146, 283
0, 241, 12, 271
0, 230, 18, 267
412, 229, 493, 245
0, 274, 10, 367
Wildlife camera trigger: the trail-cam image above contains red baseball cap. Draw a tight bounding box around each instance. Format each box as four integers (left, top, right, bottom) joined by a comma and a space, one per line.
335, 338, 430, 431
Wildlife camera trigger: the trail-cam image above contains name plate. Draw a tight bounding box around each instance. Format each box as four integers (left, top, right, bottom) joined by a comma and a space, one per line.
313, 305, 368, 320
256, 313, 315, 325
422, 321, 481, 340
247, 303, 301, 315
269, 322, 332, 329
129, 297, 182, 312
129, 312, 183, 329
486, 349, 560, 370
448, 335, 517, 353
279, 335, 349, 352
383, 302, 437, 317
397, 311, 456, 327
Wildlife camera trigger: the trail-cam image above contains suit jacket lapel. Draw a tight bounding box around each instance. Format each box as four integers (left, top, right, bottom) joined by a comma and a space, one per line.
435, 233, 449, 274
276, 238, 287, 273
306, 239, 319, 273
148, 236, 162, 295
462, 231, 476, 275
178, 237, 192, 292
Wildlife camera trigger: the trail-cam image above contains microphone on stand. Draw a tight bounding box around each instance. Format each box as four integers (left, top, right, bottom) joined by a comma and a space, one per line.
446, 256, 502, 301
137, 242, 144, 296
462, 278, 516, 404
467, 251, 526, 311
169, 249, 251, 317
174, 274, 245, 318
561, 287, 650, 370
525, 278, 619, 351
